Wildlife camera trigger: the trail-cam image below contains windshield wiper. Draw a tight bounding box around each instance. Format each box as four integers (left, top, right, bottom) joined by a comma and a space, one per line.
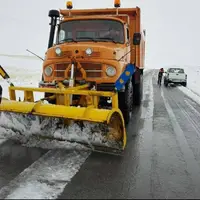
59, 38, 77, 43
96, 37, 117, 43
76, 37, 97, 42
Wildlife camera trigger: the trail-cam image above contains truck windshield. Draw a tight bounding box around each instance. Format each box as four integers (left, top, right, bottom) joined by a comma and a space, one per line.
57, 19, 125, 44
168, 68, 184, 73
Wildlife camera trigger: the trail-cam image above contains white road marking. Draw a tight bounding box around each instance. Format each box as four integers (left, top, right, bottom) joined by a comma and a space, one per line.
0, 149, 90, 199
161, 89, 200, 198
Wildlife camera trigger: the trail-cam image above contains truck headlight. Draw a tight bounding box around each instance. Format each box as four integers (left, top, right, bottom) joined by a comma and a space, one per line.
85, 48, 92, 55
55, 47, 62, 56
106, 66, 116, 77
44, 66, 53, 76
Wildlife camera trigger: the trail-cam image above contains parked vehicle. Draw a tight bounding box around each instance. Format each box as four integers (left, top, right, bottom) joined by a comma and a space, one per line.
164, 67, 187, 87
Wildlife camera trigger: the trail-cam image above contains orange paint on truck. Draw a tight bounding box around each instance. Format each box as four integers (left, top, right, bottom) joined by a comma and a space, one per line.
43, 5, 145, 85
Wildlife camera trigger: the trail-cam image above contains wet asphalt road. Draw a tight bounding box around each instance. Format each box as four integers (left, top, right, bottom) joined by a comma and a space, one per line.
1, 69, 200, 199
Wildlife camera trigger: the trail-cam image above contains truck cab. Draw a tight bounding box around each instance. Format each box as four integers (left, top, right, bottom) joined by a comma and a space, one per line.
40, 0, 146, 124
43, 17, 130, 87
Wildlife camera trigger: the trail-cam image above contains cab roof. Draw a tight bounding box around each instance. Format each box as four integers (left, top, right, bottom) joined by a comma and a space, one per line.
60, 7, 139, 17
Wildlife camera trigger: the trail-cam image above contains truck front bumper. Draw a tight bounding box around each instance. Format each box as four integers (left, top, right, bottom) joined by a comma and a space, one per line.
167, 79, 186, 83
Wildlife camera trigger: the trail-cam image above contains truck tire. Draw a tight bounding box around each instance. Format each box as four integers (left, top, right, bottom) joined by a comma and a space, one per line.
118, 79, 133, 125
133, 70, 143, 106
164, 79, 168, 87
182, 82, 187, 87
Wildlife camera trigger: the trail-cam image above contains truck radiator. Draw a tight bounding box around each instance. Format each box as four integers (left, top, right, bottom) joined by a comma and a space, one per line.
54, 62, 102, 78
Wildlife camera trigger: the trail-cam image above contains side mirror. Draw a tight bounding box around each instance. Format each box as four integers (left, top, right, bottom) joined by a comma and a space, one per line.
133, 32, 141, 45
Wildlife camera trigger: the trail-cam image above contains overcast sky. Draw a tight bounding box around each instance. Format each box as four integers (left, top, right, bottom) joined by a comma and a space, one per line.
0, 0, 200, 68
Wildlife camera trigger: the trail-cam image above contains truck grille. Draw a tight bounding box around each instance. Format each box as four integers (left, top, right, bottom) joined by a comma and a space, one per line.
54, 62, 102, 78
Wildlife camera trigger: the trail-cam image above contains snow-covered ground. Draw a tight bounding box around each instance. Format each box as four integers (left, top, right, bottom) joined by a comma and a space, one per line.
0, 55, 44, 100
159, 65, 200, 105
181, 65, 200, 97
174, 65, 200, 105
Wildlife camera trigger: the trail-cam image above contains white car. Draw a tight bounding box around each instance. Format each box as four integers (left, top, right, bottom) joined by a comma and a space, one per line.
164, 67, 187, 87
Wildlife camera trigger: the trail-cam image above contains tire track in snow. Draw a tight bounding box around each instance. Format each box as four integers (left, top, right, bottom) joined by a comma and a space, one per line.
164, 89, 200, 171
176, 100, 200, 137
186, 97, 200, 114
184, 99, 200, 135
149, 71, 195, 199
161, 89, 200, 198
0, 149, 90, 199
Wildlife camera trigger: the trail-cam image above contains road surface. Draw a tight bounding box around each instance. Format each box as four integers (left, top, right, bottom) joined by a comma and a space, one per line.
1, 69, 200, 199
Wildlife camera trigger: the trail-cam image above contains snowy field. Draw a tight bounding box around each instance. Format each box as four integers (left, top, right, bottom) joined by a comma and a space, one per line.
183, 65, 200, 97
167, 65, 200, 105
0, 55, 44, 100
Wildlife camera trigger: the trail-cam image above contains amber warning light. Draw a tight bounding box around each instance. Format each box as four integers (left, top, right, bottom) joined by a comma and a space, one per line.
114, 0, 121, 8
66, 1, 73, 9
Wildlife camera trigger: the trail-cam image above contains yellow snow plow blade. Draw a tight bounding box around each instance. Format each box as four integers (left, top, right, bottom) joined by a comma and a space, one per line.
0, 84, 126, 154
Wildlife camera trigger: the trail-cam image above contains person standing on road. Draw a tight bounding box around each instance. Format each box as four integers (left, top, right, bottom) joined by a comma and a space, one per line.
157, 68, 164, 85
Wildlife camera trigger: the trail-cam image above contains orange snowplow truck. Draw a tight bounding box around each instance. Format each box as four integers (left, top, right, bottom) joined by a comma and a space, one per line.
40, 0, 145, 124
0, 0, 145, 154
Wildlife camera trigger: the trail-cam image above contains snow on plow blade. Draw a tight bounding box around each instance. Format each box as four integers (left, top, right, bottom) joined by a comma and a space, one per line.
0, 85, 126, 154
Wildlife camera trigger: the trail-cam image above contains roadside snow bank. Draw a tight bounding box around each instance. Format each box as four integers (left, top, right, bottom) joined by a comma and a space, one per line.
0, 55, 44, 100
182, 65, 200, 97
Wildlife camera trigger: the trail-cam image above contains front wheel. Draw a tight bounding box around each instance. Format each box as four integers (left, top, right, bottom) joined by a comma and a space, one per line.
133, 74, 143, 106
118, 79, 133, 125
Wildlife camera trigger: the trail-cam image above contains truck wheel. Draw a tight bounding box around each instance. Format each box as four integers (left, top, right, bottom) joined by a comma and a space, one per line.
164, 79, 168, 87
118, 79, 133, 125
133, 74, 143, 106
182, 82, 187, 87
